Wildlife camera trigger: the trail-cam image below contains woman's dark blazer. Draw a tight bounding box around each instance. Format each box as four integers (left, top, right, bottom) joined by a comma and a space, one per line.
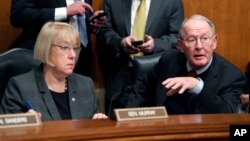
1, 65, 99, 121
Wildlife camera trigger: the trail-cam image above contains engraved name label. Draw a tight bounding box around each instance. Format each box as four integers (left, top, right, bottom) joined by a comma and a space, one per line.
0, 113, 41, 128
115, 107, 168, 121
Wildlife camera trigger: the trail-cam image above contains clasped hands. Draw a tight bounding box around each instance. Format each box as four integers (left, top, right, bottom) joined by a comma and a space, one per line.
162, 77, 200, 96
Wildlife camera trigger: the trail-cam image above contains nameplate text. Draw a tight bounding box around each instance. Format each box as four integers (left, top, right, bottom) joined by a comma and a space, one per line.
114, 106, 168, 121
0, 113, 41, 128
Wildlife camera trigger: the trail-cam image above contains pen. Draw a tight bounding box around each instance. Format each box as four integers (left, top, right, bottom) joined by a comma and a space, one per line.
25, 101, 34, 110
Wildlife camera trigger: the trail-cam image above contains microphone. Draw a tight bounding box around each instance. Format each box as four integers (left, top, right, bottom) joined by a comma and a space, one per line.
108, 85, 133, 118
108, 91, 122, 118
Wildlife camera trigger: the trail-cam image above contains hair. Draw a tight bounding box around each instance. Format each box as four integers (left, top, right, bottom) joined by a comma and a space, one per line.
34, 22, 80, 66
179, 14, 216, 39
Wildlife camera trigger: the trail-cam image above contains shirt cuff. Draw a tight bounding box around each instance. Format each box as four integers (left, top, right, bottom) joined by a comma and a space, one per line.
55, 7, 67, 21
188, 77, 204, 95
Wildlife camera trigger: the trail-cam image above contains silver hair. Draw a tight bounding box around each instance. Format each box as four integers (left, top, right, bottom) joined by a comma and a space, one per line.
179, 15, 216, 39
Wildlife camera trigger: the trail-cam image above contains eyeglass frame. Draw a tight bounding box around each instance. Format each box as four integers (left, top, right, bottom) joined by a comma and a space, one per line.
51, 44, 81, 54
182, 35, 215, 46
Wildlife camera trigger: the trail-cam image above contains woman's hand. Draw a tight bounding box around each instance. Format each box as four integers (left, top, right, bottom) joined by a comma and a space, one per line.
92, 113, 108, 119
27, 109, 42, 118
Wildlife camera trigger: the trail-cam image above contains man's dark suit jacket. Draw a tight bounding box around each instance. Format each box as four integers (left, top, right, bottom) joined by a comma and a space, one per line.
126, 49, 247, 114
97, 0, 184, 113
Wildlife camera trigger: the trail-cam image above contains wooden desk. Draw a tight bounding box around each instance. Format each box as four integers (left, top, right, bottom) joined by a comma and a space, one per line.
0, 114, 250, 141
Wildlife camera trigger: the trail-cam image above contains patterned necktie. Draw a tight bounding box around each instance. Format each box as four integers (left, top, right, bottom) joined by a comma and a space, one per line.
132, 0, 147, 40
75, 0, 88, 47
131, 0, 146, 58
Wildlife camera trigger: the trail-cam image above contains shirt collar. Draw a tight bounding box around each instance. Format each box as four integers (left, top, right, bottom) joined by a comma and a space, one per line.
186, 56, 213, 75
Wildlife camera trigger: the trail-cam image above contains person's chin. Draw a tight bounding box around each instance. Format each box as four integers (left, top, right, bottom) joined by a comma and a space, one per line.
65, 69, 73, 75
66, 65, 75, 70
193, 60, 208, 68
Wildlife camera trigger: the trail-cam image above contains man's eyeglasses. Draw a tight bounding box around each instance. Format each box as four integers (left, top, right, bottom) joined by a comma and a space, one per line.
51, 44, 81, 54
183, 35, 214, 46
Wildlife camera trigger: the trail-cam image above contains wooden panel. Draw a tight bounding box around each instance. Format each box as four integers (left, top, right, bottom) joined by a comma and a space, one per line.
1, 114, 250, 140
0, 1, 21, 52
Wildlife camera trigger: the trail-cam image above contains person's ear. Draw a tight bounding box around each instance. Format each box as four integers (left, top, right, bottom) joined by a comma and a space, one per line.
211, 35, 218, 50
177, 39, 184, 53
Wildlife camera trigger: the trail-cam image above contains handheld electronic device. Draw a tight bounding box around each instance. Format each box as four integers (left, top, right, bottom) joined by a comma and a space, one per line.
89, 12, 107, 23
131, 40, 143, 46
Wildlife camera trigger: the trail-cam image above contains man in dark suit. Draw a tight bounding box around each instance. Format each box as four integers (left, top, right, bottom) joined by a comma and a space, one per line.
10, 0, 105, 76
126, 15, 247, 114
97, 0, 184, 114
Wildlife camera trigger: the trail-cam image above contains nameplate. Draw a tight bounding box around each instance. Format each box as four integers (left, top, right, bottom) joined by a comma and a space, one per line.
0, 113, 41, 128
114, 106, 168, 121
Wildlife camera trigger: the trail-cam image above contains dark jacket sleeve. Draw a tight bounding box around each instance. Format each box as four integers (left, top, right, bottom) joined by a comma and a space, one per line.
1, 76, 28, 114
10, 0, 57, 28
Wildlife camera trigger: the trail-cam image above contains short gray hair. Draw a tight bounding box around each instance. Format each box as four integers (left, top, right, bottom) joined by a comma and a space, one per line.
179, 15, 216, 39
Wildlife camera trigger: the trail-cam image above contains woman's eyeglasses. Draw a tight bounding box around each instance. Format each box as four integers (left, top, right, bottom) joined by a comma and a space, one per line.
51, 44, 81, 54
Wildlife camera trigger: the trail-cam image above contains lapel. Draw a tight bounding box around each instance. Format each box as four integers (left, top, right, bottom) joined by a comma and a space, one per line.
201, 54, 219, 89
145, 0, 158, 32
67, 74, 79, 119
122, 0, 132, 35
36, 66, 80, 120
35, 65, 61, 120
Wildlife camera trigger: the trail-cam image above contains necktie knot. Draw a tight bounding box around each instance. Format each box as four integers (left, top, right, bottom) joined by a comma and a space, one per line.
188, 70, 197, 77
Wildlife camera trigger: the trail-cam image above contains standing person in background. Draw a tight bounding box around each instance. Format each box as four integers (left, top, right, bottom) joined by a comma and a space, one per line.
10, 0, 105, 77
1, 22, 108, 121
97, 0, 184, 115
126, 15, 247, 114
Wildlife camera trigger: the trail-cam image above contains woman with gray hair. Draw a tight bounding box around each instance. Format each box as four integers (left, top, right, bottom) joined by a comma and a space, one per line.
1, 22, 107, 121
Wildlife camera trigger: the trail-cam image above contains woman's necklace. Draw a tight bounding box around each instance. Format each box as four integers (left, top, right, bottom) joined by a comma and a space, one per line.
64, 78, 68, 92
47, 78, 68, 93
